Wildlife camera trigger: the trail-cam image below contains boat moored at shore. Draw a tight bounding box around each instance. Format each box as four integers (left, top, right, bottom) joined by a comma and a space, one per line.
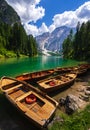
37, 73, 77, 93
0, 76, 58, 128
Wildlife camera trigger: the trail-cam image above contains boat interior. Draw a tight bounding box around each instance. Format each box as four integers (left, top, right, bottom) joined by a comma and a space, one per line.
38, 73, 75, 88
1, 77, 56, 126
16, 69, 54, 81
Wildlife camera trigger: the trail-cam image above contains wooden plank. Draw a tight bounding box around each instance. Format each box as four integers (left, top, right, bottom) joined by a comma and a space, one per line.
17, 101, 46, 126
16, 101, 29, 113
25, 110, 45, 126
9, 89, 25, 100
16, 91, 32, 102
5, 84, 23, 92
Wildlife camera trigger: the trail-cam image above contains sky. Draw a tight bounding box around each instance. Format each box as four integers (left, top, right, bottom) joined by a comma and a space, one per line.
5, 0, 90, 36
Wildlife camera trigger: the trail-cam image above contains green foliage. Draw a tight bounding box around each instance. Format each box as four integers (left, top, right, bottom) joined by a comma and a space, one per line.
63, 21, 90, 61
27, 35, 38, 56
0, 22, 38, 58
63, 29, 74, 59
0, 0, 20, 25
49, 105, 90, 130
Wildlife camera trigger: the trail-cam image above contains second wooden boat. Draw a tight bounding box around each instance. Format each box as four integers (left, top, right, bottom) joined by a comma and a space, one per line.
16, 69, 55, 81
0, 76, 58, 128
55, 66, 78, 74
37, 73, 77, 93
76, 64, 88, 76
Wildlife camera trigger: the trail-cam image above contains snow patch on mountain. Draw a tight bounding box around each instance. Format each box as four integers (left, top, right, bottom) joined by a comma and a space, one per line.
36, 26, 74, 54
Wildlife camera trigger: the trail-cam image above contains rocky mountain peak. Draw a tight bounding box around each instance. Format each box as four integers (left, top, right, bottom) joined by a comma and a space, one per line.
36, 26, 74, 54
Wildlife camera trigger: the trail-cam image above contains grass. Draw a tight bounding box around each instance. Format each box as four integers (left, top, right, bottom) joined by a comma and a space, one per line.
48, 105, 90, 130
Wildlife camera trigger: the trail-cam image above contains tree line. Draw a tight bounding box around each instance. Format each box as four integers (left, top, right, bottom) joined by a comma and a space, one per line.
0, 22, 38, 58
63, 21, 90, 61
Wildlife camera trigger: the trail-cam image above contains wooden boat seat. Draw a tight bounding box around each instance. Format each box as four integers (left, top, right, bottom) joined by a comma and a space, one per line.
1, 76, 58, 128
36, 102, 55, 119
28, 102, 38, 110
16, 101, 29, 113
4, 84, 23, 92
8, 86, 31, 100
16, 91, 33, 102
16, 99, 48, 125
17, 101, 46, 125
25, 110, 46, 126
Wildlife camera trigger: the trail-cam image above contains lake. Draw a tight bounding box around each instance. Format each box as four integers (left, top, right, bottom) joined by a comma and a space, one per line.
0, 55, 79, 78
0, 56, 87, 130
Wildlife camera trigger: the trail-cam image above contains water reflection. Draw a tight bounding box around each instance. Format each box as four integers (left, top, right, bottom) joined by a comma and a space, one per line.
0, 56, 79, 78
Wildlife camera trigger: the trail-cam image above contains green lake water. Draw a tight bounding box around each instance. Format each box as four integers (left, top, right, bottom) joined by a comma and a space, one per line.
0, 55, 79, 78
0, 56, 86, 130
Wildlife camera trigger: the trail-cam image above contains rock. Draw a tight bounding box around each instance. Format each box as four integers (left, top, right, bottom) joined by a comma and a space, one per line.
65, 102, 79, 114
48, 116, 64, 127
59, 93, 89, 114
86, 86, 90, 91
79, 94, 89, 101
85, 90, 90, 96
64, 94, 80, 114
62, 94, 86, 114
77, 87, 85, 92
53, 116, 64, 122
59, 97, 65, 106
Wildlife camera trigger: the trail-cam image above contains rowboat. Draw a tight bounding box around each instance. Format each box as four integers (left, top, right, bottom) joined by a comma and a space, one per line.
56, 65, 87, 76
0, 76, 58, 128
55, 66, 78, 74
16, 69, 55, 81
37, 73, 77, 93
15, 66, 79, 83
76, 64, 88, 76
78, 63, 90, 70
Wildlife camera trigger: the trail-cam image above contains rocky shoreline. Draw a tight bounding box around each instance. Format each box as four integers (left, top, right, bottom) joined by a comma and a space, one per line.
59, 84, 90, 114
48, 71, 90, 129
52, 70, 90, 114
0, 71, 90, 130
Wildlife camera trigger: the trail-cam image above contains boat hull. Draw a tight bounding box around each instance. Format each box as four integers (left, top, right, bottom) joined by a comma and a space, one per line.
0, 76, 58, 128
38, 73, 77, 93
16, 69, 55, 82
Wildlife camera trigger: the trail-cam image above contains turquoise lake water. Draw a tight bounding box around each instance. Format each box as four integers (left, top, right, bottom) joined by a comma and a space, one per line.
0, 56, 79, 78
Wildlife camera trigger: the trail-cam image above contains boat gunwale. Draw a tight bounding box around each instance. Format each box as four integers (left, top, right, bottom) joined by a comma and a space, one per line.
0, 76, 58, 128
0, 76, 58, 107
37, 73, 77, 92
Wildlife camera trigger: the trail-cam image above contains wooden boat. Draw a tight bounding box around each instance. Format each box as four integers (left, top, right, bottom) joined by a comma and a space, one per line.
56, 65, 87, 76
78, 63, 90, 70
16, 69, 55, 81
37, 73, 77, 93
0, 76, 58, 128
55, 66, 78, 74
76, 64, 88, 76
15, 66, 79, 83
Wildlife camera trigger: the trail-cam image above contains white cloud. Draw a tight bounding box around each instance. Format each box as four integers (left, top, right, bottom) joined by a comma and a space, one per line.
24, 22, 48, 36
49, 24, 55, 33
24, 23, 38, 36
6, 0, 41, 6
6, 0, 45, 24
6, 0, 90, 36
38, 23, 49, 35
52, 11, 78, 28
76, 1, 90, 21
50, 1, 90, 32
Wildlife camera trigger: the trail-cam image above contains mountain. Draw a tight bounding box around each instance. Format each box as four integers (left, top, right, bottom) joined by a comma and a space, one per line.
36, 26, 74, 54
0, 0, 20, 25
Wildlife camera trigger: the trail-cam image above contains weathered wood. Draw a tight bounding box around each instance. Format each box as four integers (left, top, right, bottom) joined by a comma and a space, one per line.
16, 69, 55, 81
38, 73, 77, 93
0, 76, 58, 128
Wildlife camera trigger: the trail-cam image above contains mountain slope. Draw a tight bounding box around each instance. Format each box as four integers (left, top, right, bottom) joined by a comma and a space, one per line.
0, 0, 20, 25
36, 26, 74, 53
